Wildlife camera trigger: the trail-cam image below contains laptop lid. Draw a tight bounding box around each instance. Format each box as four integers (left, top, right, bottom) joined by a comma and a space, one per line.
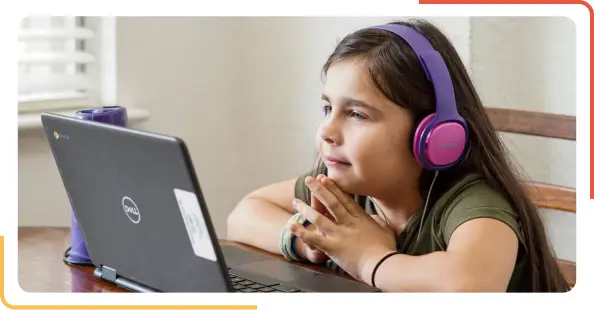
41, 113, 232, 292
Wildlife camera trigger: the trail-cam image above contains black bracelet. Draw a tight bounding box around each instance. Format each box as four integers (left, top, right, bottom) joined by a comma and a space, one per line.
371, 251, 400, 288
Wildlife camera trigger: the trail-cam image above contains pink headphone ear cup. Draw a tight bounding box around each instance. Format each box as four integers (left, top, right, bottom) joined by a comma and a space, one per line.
413, 114, 436, 163
424, 121, 467, 167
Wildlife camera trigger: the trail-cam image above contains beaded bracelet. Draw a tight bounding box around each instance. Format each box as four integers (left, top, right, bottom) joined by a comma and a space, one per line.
279, 213, 311, 261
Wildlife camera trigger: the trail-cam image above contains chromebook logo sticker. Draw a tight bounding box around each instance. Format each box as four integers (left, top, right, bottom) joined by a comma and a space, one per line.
52, 130, 70, 140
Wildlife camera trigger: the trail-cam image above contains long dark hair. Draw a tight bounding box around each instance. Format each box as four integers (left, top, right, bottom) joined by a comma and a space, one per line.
315, 18, 569, 292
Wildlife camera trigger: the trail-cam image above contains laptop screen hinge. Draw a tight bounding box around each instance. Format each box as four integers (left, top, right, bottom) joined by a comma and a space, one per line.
101, 265, 117, 283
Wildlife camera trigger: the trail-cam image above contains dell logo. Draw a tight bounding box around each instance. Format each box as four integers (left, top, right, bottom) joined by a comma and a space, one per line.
122, 196, 140, 224
440, 142, 458, 149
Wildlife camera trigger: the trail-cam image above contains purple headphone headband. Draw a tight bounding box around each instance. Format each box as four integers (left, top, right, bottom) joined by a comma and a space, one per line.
368, 23, 469, 170
370, 24, 464, 124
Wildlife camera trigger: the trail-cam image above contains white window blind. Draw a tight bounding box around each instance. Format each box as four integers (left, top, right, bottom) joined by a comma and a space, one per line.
18, 16, 97, 111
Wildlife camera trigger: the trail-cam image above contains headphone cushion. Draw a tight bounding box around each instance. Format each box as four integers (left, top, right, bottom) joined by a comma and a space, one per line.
413, 114, 467, 168
413, 114, 435, 164
426, 121, 466, 167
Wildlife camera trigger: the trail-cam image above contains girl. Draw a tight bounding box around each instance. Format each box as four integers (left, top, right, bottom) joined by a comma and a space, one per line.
226, 18, 569, 292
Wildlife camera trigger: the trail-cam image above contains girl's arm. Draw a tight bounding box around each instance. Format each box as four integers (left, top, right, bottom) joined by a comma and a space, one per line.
365, 218, 519, 292
226, 178, 298, 254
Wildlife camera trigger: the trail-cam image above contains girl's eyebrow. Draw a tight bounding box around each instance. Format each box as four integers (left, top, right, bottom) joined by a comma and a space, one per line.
321, 94, 380, 113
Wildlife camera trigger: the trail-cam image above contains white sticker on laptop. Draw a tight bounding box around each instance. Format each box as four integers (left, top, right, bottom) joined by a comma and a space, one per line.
173, 188, 217, 262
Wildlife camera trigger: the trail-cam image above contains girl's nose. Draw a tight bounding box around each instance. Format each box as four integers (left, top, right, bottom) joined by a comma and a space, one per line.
319, 117, 342, 146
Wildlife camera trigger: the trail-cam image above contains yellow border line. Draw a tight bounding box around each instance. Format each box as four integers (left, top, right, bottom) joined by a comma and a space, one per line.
2, 236, 257, 310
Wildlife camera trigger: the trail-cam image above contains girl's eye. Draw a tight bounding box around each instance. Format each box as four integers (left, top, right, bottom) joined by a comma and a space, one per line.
323, 105, 332, 116
349, 111, 367, 120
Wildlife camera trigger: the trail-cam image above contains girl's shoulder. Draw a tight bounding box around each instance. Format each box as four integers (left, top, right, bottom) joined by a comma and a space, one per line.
432, 173, 527, 248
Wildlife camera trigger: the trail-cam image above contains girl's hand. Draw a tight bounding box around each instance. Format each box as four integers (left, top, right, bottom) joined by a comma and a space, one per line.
294, 174, 330, 264
294, 226, 329, 264
289, 175, 397, 284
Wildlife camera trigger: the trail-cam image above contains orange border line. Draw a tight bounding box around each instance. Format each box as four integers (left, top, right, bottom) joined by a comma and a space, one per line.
420, 0, 592, 198
1, 236, 257, 309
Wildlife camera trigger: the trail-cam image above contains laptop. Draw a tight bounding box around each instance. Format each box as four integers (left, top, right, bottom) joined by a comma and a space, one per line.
41, 112, 379, 293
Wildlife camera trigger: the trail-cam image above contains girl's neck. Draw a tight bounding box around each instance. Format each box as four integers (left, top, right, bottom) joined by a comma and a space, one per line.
370, 188, 422, 235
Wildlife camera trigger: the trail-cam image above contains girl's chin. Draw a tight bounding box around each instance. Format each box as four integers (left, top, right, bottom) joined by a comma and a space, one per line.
326, 167, 346, 179
326, 169, 359, 193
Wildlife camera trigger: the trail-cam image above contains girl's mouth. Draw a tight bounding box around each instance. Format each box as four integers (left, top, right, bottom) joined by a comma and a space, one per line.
324, 156, 351, 166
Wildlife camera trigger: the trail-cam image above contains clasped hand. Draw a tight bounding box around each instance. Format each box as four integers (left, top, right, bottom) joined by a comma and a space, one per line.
289, 175, 396, 284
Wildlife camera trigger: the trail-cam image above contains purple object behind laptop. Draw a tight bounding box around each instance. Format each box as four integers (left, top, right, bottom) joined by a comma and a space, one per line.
63, 106, 128, 266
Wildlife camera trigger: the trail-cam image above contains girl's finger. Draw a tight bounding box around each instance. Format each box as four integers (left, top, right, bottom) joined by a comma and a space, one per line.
320, 177, 362, 217
304, 176, 350, 223
289, 221, 329, 252
311, 175, 326, 215
292, 198, 335, 233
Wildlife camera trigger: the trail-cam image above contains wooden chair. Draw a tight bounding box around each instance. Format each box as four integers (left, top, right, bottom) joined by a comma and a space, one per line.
485, 107, 576, 288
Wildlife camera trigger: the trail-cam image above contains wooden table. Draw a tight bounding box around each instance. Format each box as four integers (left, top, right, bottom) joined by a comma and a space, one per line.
18, 227, 575, 292
18, 227, 347, 293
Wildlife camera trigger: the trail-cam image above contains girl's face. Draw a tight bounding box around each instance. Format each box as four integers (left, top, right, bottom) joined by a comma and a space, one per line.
317, 58, 421, 197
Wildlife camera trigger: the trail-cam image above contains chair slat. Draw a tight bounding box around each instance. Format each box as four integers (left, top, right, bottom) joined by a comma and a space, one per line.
523, 181, 576, 213
486, 107, 576, 141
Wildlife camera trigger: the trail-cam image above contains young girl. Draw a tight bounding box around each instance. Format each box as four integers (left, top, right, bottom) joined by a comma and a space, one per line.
226, 18, 569, 292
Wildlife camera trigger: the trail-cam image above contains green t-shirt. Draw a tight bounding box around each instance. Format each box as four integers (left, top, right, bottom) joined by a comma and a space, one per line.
294, 171, 529, 292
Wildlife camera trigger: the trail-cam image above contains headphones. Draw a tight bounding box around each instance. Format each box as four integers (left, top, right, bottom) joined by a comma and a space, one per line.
370, 24, 469, 171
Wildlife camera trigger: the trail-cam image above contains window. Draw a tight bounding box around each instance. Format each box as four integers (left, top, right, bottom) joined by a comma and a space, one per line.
18, 16, 109, 113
